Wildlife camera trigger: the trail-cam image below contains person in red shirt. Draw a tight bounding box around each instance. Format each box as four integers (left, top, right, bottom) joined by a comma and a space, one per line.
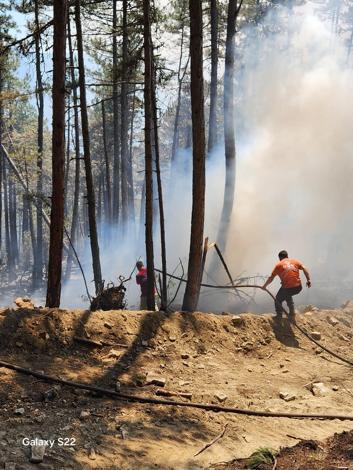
262, 250, 311, 320
135, 261, 158, 310
136, 261, 149, 310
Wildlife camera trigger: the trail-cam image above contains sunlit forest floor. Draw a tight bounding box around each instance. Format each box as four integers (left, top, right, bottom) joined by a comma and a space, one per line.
0, 307, 353, 468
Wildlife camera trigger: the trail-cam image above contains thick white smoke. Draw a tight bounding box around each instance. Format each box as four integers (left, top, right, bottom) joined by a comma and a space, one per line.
220, 2, 353, 310
60, 1, 353, 312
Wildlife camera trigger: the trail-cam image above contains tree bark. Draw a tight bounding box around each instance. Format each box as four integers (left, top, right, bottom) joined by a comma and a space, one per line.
120, 0, 129, 227
182, 0, 206, 312
127, 83, 135, 227
46, 0, 68, 307
9, 177, 18, 262
208, 0, 219, 152
112, 0, 120, 225
65, 15, 81, 280
171, 21, 186, 165
34, 0, 44, 287
216, 0, 240, 251
0, 67, 3, 251
75, 0, 103, 295
101, 100, 112, 223
143, 0, 156, 310
152, 65, 167, 310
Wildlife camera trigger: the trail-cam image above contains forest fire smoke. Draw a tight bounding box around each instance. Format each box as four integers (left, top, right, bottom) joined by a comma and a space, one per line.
62, 2, 353, 312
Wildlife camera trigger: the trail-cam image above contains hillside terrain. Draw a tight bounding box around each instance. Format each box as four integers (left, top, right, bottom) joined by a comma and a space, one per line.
0, 303, 353, 469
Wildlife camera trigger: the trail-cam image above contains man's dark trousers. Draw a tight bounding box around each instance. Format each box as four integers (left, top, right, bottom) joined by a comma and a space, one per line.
275, 285, 302, 316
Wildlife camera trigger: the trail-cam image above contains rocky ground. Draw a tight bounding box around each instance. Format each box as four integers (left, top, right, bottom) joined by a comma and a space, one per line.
0, 302, 353, 469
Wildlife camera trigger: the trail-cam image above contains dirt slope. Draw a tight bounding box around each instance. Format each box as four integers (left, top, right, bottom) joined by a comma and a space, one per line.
0, 304, 353, 469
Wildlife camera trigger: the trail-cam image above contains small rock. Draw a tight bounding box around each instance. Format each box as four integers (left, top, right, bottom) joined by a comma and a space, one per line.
169, 335, 176, 342
179, 380, 190, 387
141, 340, 148, 347
279, 391, 296, 401
118, 424, 128, 439
42, 388, 58, 401
310, 331, 321, 340
182, 362, 189, 367
281, 369, 289, 373
327, 317, 339, 326
14, 407, 25, 415
80, 410, 91, 419
15, 342, 23, 348
338, 334, 350, 342
339, 318, 351, 327
247, 368, 253, 372
181, 353, 190, 359
214, 392, 228, 402
197, 364, 205, 369
104, 322, 112, 329
107, 349, 121, 358
231, 316, 244, 326
332, 385, 339, 391
311, 382, 330, 396
15, 297, 34, 309
145, 373, 166, 387
115, 381, 121, 391
88, 448, 96, 460
30, 443, 46, 463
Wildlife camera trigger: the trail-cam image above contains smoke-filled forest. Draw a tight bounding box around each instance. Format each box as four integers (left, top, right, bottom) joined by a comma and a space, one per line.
1, 0, 353, 312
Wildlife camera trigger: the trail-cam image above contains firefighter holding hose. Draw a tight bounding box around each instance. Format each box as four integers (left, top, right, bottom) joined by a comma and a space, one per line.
262, 250, 311, 320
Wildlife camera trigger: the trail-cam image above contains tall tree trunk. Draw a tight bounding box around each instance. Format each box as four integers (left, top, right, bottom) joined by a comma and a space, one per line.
112, 0, 120, 224
182, 0, 206, 312
24, 162, 37, 271
3, 163, 13, 278
0, 67, 3, 251
75, 0, 103, 295
34, 0, 44, 287
208, 0, 219, 152
120, 0, 129, 227
143, 0, 156, 310
9, 178, 18, 262
128, 83, 136, 221
152, 65, 167, 310
97, 171, 103, 226
101, 100, 112, 223
64, 101, 71, 215
171, 22, 186, 165
65, 15, 81, 280
216, 0, 240, 251
46, 0, 68, 307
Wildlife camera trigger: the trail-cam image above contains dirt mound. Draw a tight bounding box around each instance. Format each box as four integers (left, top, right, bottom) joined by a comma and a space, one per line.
211, 430, 353, 469
0, 306, 353, 469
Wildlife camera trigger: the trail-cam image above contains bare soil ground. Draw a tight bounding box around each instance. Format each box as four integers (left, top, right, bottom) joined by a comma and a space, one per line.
0, 303, 353, 469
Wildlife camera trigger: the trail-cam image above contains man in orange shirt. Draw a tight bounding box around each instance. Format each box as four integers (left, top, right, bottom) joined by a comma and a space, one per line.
262, 250, 311, 320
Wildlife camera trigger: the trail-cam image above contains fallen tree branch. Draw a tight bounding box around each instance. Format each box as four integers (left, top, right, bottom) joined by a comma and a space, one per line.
194, 423, 228, 457
0, 359, 353, 420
